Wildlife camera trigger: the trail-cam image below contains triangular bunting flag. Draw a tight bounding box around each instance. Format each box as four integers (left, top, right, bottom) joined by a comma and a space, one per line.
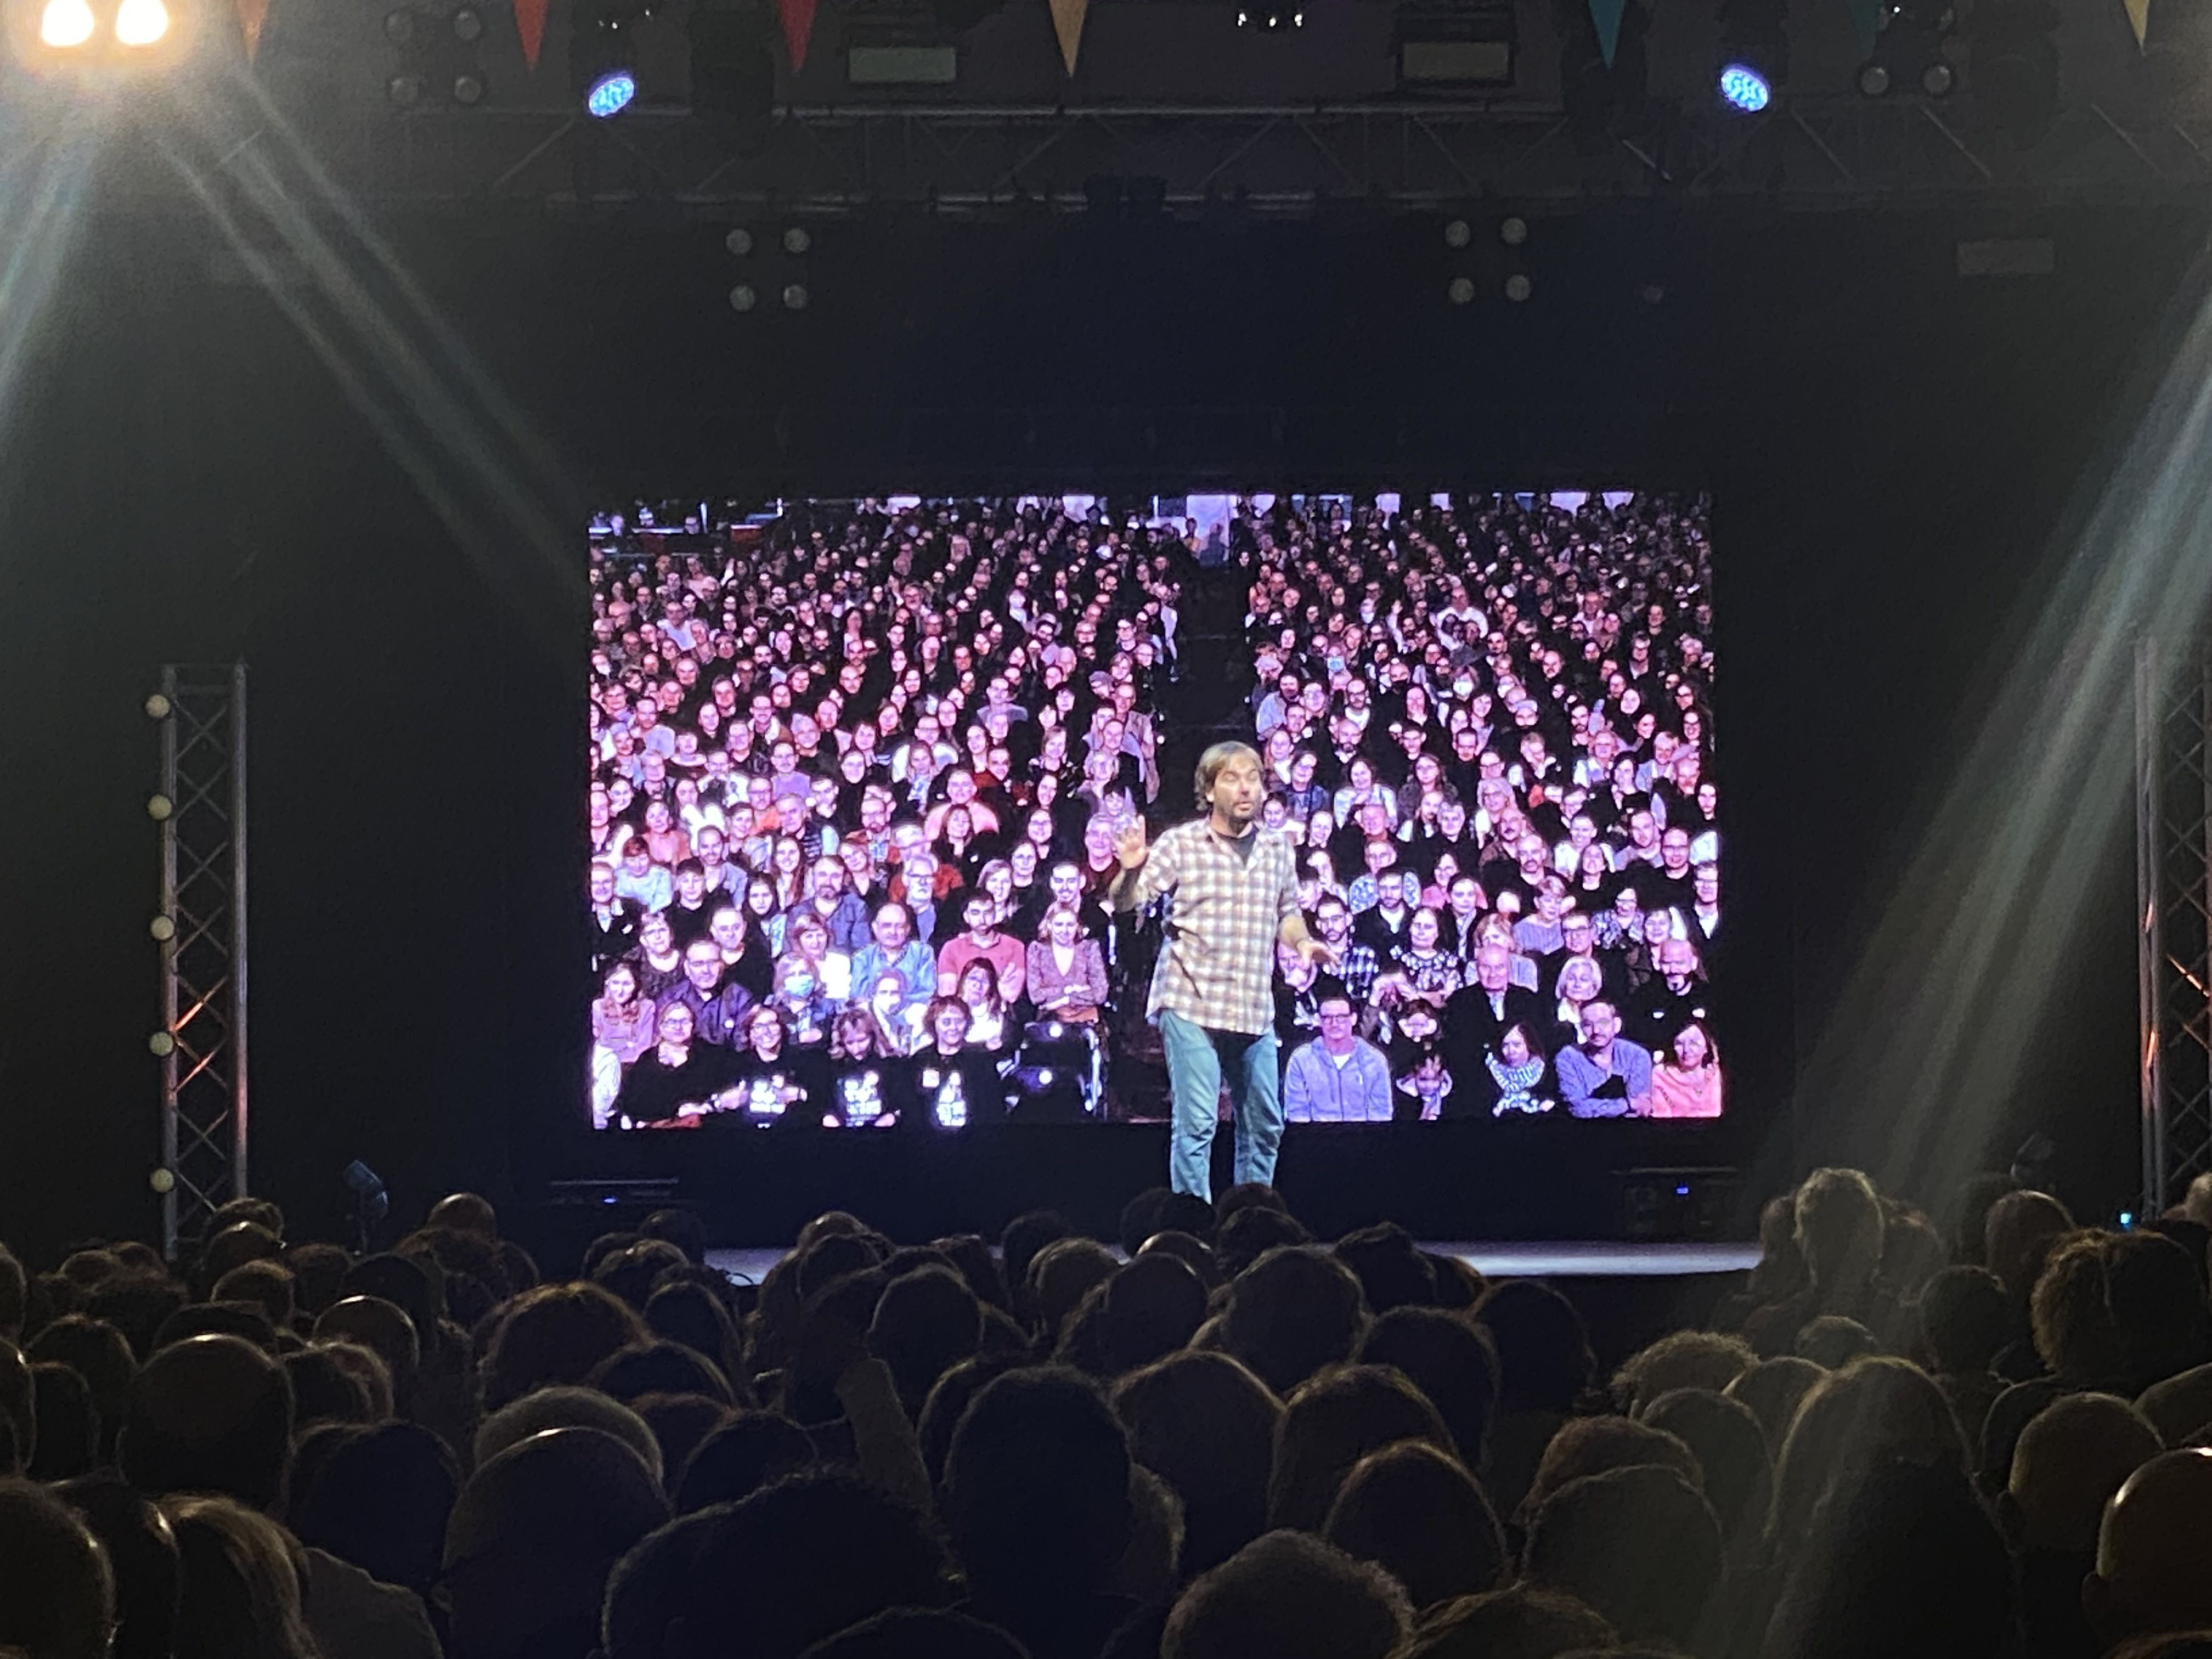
234, 0, 266, 58
1049, 0, 1088, 75
776, 0, 816, 72
513, 0, 547, 68
2122, 0, 2150, 46
1848, 0, 1881, 58
1587, 0, 1625, 64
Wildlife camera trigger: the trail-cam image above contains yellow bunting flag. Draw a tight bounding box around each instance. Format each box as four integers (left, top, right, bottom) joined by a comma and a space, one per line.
234, 0, 266, 59
1049, 0, 1087, 75
2122, 0, 2150, 46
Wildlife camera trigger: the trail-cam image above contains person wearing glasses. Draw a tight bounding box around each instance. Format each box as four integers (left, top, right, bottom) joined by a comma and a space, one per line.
1283, 990, 1394, 1123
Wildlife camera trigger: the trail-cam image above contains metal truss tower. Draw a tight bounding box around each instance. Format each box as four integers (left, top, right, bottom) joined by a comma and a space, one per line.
2136, 637, 2212, 1219
154, 663, 250, 1261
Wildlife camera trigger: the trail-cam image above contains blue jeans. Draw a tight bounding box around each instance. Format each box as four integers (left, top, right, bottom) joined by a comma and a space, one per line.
1158, 1010, 1283, 1203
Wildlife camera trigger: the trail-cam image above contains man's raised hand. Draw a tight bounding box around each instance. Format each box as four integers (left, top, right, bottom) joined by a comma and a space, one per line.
1115, 816, 1149, 870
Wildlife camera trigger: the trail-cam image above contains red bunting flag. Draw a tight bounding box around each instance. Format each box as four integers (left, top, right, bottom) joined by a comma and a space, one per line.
234, 0, 266, 58
776, 0, 816, 71
514, 0, 548, 69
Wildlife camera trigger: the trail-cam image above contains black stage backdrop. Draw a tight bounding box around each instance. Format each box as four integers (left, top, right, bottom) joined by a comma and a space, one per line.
0, 193, 2194, 1256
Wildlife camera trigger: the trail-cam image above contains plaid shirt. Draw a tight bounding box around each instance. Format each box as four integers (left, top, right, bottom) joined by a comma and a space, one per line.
1133, 819, 1302, 1036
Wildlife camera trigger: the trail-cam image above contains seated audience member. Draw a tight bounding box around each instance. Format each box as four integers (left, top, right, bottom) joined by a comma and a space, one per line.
2006, 1393, 2163, 1659
944, 1368, 1138, 1659
1916, 1264, 2012, 1448
1390, 1584, 1616, 1659
1161, 1531, 1411, 1659
823, 1007, 911, 1129
1323, 1441, 1508, 1609
1523, 1466, 1723, 1651
1553, 1001, 1653, 1118
444, 1426, 668, 1659
1647, 1021, 1723, 1118
935, 890, 1026, 1005
1028, 904, 1109, 1025
1268, 1364, 1456, 1533
1764, 1460, 2016, 1659
1113, 1351, 1284, 1575
909, 998, 1008, 1131
1283, 992, 1394, 1124
2087, 1448, 2212, 1649
0, 1479, 116, 1659
1742, 1167, 1894, 1358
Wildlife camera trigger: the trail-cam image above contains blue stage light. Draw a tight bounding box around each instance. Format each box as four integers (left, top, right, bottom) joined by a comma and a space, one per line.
1717, 61, 1770, 111
585, 69, 635, 117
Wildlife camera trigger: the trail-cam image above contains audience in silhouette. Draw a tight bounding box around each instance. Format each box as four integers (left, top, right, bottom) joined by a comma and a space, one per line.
7, 1162, 2212, 1659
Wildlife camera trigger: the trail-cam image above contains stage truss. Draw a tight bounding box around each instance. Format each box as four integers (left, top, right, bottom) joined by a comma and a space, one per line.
245, 97, 2212, 214
2136, 636, 2212, 1218
156, 663, 250, 1261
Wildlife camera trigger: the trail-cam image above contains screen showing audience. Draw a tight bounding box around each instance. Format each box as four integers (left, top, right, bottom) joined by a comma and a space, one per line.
586, 492, 1722, 1131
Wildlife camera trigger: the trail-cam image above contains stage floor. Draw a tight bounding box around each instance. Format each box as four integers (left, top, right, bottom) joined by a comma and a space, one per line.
704, 1239, 1760, 1284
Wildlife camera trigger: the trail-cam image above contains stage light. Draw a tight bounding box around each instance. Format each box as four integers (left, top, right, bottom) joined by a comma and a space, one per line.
114, 0, 167, 45
1500, 215, 1528, 246
451, 4, 481, 39
782, 225, 810, 255
781, 282, 809, 309
728, 282, 757, 311
147, 793, 173, 820
1447, 275, 1476, 305
383, 8, 413, 41
148, 1167, 175, 1194
148, 1031, 175, 1056
1237, 1, 1301, 27
1504, 272, 1532, 302
38, 0, 94, 46
586, 67, 636, 115
144, 692, 172, 719
1716, 0, 1786, 111
1717, 61, 1769, 110
1443, 218, 1472, 249
725, 227, 754, 257
452, 70, 484, 102
387, 72, 423, 104
1858, 0, 1955, 97
149, 915, 176, 941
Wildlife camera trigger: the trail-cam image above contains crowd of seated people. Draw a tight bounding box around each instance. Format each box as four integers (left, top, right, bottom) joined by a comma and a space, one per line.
588, 499, 1176, 1131
13, 1167, 2212, 1659
1243, 492, 1722, 1123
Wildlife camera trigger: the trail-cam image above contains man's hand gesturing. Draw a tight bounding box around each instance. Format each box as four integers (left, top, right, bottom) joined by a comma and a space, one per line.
1115, 817, 1149, 871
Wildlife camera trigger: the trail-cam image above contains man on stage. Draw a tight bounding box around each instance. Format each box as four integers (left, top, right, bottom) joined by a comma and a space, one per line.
1110, 741, 1336, 1201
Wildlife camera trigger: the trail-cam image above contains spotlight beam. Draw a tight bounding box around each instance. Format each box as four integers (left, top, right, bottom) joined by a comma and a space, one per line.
1792, 241, 2212, 1206
158, 66, 585, 664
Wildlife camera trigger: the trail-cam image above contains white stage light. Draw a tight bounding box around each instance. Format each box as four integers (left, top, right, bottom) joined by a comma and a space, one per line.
38, 0, 95, 47
114, 0, 170, 47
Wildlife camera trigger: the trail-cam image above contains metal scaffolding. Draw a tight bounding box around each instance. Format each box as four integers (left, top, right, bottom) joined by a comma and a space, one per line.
2136, 636, 2212, 1219
350, 98, 2212, 215
156, 663, 250, 1261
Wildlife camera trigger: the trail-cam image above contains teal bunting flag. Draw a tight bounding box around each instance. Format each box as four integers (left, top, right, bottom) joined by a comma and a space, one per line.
1588, 0, 1626, 63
